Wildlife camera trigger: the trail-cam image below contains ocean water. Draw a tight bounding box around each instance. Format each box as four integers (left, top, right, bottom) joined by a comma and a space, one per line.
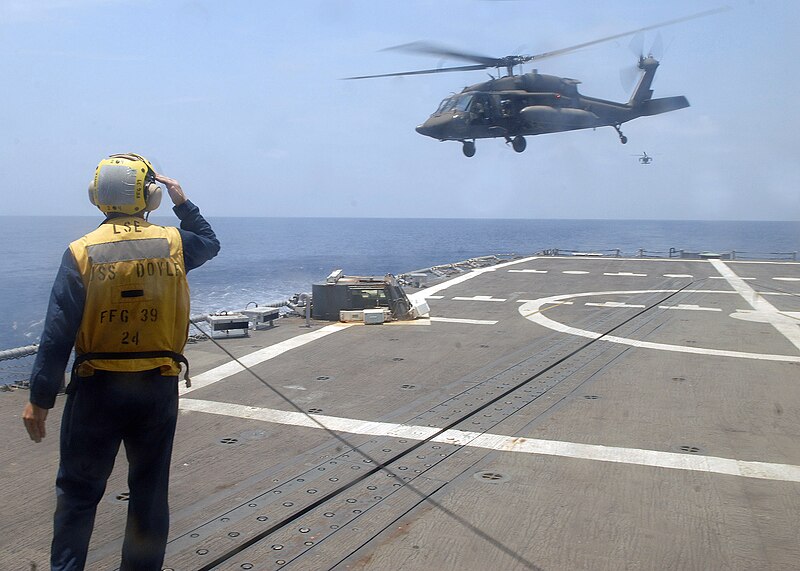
1, 216, 798, 383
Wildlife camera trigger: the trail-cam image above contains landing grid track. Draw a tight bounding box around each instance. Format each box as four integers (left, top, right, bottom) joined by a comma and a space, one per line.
160, 280, 698, 570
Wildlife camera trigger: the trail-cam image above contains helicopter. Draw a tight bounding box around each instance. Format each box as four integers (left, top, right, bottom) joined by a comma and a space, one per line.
635, 151, 653, 165
345, 9, 725, 157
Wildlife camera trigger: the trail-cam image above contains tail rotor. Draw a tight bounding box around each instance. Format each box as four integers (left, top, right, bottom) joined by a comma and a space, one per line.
620, 32, 664, 93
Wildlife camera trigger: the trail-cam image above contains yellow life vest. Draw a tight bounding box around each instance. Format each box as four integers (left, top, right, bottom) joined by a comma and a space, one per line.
70, 217, 190, 377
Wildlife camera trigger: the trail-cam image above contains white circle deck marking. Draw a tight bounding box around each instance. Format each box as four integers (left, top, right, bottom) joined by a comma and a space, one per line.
519, 290, 800, 363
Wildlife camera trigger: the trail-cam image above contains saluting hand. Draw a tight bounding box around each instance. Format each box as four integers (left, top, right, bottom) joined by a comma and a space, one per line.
155, 173, 187, 206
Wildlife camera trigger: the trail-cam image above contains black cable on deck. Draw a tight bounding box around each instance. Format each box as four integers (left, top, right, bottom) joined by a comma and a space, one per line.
184, 282, 697, 571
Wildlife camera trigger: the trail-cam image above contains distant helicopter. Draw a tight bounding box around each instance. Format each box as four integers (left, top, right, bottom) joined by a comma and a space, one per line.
346, 9, 724, 157
635, 152, 653, 165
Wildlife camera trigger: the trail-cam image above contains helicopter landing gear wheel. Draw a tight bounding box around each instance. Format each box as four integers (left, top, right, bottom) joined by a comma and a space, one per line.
462, 141, 476, 157
613, 124, 627, 144
511, 135, 527, 153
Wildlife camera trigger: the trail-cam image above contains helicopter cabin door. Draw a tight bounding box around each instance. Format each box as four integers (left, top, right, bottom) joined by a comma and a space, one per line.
468, 93, 495, 127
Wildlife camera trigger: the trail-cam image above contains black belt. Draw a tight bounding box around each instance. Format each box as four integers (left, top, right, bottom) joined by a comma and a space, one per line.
70, 351, 191, 389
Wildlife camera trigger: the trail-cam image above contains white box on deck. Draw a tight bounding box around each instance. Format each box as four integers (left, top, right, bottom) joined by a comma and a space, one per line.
206, 313, 250, 337
339, 310, 364, 322
242, 306, 280, 323
410, 299, 430, 318
206, 313, 250, 329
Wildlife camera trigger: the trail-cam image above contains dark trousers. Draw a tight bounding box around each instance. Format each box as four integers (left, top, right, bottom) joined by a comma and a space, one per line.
51, 371, 179, 571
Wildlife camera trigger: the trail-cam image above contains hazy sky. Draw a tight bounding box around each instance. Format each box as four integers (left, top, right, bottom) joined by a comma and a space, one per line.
1, 0, 798, 220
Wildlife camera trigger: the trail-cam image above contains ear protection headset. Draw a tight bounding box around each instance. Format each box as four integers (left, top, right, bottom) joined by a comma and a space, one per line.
88, 153, 162, 215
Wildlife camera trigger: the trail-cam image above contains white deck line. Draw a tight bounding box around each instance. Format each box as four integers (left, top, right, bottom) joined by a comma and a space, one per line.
406, 256, 540, 303
179, 399, 800, 483
658, 304, 722, 312
431, 317, 499, 325
603, 272, 647, 277
180, 323, 355, 396
183, 257, 539, 395
585, 302, 645, 308
710, 259, 800, 352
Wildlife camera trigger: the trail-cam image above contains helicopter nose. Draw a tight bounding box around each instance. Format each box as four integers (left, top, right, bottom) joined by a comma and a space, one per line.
415, 123, 435, 137
415, 116, 448, 139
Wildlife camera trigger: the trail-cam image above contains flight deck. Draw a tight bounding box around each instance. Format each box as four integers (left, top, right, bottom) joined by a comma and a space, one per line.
2, 255, 799, 570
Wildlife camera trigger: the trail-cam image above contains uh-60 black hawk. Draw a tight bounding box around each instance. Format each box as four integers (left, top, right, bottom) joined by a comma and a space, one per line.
345, 9, 724, 157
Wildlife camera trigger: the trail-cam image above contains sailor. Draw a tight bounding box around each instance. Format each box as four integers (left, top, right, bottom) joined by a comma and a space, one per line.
22, 154, 220, 571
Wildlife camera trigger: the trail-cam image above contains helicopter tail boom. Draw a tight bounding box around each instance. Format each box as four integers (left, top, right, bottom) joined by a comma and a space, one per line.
624, 54, 689, 118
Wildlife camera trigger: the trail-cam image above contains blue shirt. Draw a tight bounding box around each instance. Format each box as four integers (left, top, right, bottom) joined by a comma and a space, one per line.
29, 200, 220, 408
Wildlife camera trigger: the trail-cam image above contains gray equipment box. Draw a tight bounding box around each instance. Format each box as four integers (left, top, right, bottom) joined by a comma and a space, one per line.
206, 313, 250, 337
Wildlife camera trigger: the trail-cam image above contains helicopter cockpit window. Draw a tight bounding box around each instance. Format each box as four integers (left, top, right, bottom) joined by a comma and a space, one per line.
436, 94, 473, 114
436, 97, 456, 114
453, 94, 473, 112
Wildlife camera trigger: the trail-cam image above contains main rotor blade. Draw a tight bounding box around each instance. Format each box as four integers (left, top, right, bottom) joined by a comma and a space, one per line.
343, 63, 489, 80
383, 41, 501, 67
526, 6, 730, 63
344, 6, 730, 81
